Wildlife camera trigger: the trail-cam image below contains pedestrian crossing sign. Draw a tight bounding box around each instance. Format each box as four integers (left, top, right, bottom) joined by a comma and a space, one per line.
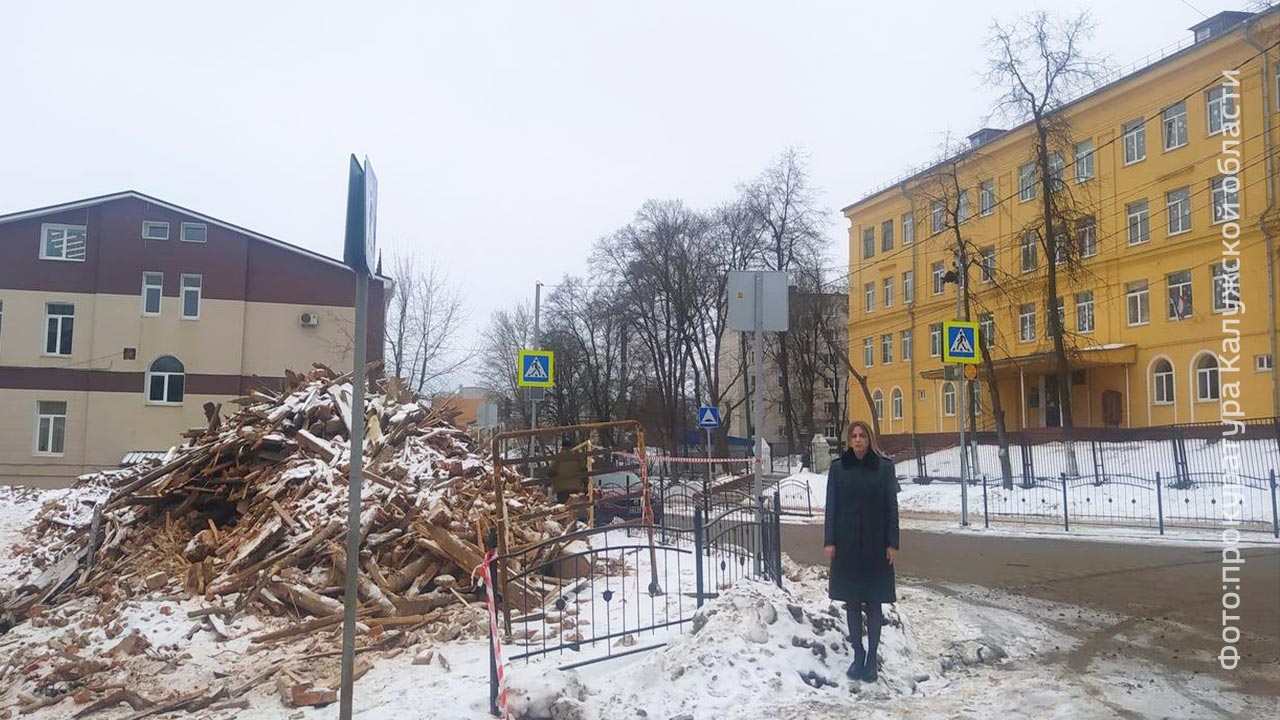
942, 321, 981, 364
517, 349, 555, 388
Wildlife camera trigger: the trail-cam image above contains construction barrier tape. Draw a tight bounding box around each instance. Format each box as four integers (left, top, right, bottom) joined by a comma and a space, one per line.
473, 550, 509, 720
611, 451, 752, 464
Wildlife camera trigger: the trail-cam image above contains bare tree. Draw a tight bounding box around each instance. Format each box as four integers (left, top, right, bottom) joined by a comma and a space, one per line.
988, 11, 1105, 475
384, 251, 470, 394
478, 302, 535, 427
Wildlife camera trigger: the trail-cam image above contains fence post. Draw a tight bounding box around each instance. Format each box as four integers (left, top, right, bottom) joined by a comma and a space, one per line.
773, 491, 784, 588
755, 494, 767, 581
659, 475, 668, 545
1060, 473, 1070, 532
487, 553, 498, 716
982, 473, 990, 529
693, 507, 705, 607
1155, 471, 1165, 536
1270, 469, 1279, 540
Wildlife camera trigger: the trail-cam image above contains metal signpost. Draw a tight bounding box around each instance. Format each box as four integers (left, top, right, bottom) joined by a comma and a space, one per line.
727, 270, 788, 574
339, 154, 377, 720
697, 405, 721, 499
943, 320, 980, 527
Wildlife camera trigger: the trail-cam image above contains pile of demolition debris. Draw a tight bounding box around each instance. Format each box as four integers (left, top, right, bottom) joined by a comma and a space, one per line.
0, 365, 581, 717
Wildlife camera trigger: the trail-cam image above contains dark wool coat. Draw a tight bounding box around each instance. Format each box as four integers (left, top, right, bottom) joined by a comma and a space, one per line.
823, 449, 901, 604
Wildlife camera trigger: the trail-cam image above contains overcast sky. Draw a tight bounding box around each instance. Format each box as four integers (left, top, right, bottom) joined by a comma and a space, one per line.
0, 1, 1229, 386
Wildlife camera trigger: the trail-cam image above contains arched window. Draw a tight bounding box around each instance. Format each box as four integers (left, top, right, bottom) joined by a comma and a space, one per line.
147, 355, 185, 404
1195, 354, 1220, 402
872, 389, 884, 421
891, 388, 904, 421
1152, 359, 1174, 404
942, 382, 957, 417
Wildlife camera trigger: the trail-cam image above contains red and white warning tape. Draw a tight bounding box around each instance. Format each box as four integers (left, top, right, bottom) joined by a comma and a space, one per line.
473, 550, 509, 719
612, 451, 752, 464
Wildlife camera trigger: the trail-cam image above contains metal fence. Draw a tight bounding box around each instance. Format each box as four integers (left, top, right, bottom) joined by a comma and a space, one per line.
485, 497, 783, 714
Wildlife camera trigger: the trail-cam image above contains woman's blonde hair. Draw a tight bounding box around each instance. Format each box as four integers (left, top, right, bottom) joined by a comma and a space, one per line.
846, 420, 886, 457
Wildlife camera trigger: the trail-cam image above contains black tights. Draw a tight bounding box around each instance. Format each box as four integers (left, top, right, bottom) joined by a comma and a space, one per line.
847, 602, 883, 661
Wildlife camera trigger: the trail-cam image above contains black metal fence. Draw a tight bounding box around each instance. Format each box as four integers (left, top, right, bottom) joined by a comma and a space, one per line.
486, 496, 783, 714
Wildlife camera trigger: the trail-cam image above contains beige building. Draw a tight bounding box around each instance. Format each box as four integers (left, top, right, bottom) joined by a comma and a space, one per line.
0, 191, 389, 486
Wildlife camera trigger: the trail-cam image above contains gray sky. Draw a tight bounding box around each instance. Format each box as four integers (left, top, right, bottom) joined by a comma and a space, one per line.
0, 1, 1224, 385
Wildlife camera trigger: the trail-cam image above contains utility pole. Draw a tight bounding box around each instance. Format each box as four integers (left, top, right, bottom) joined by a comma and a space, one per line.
954, 247, 970, 527
530, 281, 542, 429
752, 272, 765, 574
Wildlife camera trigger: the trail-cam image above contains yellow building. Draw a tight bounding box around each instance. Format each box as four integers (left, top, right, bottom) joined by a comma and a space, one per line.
843, 10, 1280, 435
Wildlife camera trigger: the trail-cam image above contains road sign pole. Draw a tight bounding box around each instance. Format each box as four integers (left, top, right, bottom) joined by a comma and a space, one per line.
955, 271, 970, 527
530, 282, 542, 430
752, 271, 764, 575
705, 427, 712, 495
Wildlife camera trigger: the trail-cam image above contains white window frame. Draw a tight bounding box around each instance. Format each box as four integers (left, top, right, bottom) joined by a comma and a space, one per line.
881, 333, 893, 364
1020, 233, 1038, 273
1207, 86, 1236, 136
881, 219, 894, 252
1127, 200, 1150, 245
181, 274, 202, 320
929, 323, 942, 358
1123, 119, 1146, 165
901, 329, 913, 361
902, 212, 914, 245
44, 302, 74, 357
145, 356, 186, 406
1166, 187, 1191, 236
942, 383, 957, 417
1162, 101, 1188, 151
1257, 354, 1275, 372
863, 337, 875, 368
979, 313, 995, 346
1077, 216, 1097, 258
1019, 304, 1037, 343
180, 222, 208, 243
1126, 281, 1150, 326
980, 180, 995, 215
34, 400, 68, 456
903, 270, 915, 304
1196, 355, 1220, 402
863, 227, 876, 259
1047, 152, 1064, 189
873, 390, 884, 422
1018, 163, 1036, 202
1074, 139, 1095, 182
142, 221, 170, 240
957, 192, 970, 224
883, 277, 894, 308
1212, 263, 1235, 313
39, 223, 87, 262
931, 262, 946, 295
891, 388, 904, 421
1167, 270, 1193, 320
142, 272, 163, 316
931, 200, 945, 234
980, 246, 996, 282
864, 282, 875, 313
1076, 291, 1095, 334
1153, 360, 1175, 405
1211, 175, 1239, 224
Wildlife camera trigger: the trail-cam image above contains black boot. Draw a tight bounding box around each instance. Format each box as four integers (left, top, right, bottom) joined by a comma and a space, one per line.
861, 602, 882, 682
847, 648, 865, 679
860, 651, 878, 682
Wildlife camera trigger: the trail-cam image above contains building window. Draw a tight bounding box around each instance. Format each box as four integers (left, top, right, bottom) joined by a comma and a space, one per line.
1123, 119, 1146, 164
929, 323, 942, 357
180, 222, 208, 243
942, 382, 956, 417
1019, 303, 1036, 343
903, 270, 915, 304
1153, 360, 1174, 405
883, 277, 895, 308
39, 223, 87, 262
873, 390, 884, 422
1162, 101, 1188, 151
891, 388, 904, 420
1257, 354, 1275, 372
881, 333, 893, 364
1211, 175, 1239, 224
34, 400, 67, 456
1167, 270, 1192, 320
901, 329, 913, 361
146, 355, 185, 405
1052, 230, 1067, 265
931, 200, 946, 234
1076, 216, 1097, 258
822, 375, 836, 390
1212, 263, 1235, 313
142, 221, 170, 241
142, 272, 163, 316
864, 282, 875, 313
1127, 199, 1150, 245
1196, 354, 1220, 402
1047, 152, 1064, 189
1051, 296, 1065, 337
44, 303, 74, 356
980, 246, 996, 282
932, 261, 946, 295
1018, 163, 1037, 202
181, 274, 202, 319
1076, 291, 1095, 333
1126, 280, 1150, 326
881, 219, 894, 252
902, 212, 914, 245
979, 312, 994, 347
957, 191, 970, 224
1166, 187, 1191, 235
980, 180, 995, 215
1074, 139, 1094, 181
1020, 233, 1038, 273
1207, 85, 1237, 135
863, 227, 875, 259
863, 337, 875, 368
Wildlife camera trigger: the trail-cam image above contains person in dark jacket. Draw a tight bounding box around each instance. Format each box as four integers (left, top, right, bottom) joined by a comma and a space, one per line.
823, 419, 900, 683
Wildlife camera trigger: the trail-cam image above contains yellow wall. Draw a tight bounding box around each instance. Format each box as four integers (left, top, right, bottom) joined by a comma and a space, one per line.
843, 22, 1280, 432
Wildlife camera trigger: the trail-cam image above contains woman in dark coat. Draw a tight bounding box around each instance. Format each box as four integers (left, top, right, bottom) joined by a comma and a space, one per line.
823, 419, 900, 682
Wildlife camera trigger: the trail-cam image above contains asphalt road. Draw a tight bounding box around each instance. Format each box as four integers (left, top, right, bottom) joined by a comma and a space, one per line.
783, 522, 1280, 697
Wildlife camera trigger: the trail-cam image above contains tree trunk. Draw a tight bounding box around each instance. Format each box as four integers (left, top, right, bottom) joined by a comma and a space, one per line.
776, 334, 798, 457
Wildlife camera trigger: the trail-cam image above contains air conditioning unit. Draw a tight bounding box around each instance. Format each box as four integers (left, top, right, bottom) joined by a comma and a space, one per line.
299, 311, 319, 327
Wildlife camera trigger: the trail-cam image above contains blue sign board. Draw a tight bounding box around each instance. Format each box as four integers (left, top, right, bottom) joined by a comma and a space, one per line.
943, 321, 981, 364
697, 405, 721, 429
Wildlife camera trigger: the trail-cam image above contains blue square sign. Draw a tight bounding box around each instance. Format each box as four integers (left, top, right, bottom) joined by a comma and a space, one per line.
942, 321, 980, 364
697, 406, 721, 428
